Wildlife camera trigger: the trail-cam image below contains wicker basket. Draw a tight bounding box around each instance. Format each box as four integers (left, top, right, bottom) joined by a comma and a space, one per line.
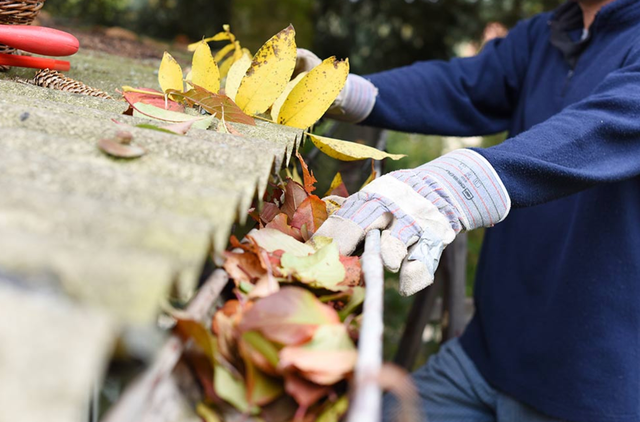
0, 0, 47, 71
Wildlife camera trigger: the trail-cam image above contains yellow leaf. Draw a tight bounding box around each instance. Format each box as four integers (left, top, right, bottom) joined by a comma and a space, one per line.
184, 70, 193, 91
219, 42, 243, 78
307, 133, 407, 161
324, 172, 344, 196
225, 51, 252, 101
187, 25, 236, 51
214, 43, 236, 63
196, 403, 221, 422
270, 71, 307, 122
121, 86, 164, 97
235, 25, 297, 116
158, 52, 183, 94
278, 57, 349, 129
192, 41, 220, 93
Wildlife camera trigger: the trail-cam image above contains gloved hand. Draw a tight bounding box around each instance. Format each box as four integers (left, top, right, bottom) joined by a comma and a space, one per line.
294, 48, 378, 123
313, 149, 511, 296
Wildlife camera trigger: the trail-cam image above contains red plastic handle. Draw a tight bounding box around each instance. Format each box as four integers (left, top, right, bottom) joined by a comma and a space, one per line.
0, 53, 70, 71
0, 25, 79, 57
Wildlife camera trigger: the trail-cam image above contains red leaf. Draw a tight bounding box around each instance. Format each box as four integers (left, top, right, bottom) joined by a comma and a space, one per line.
328, 182, 349, 198
123, 88, 184, 112
260, 202, 282, 224
324, 172, 349, 198
296, 151, 317, 194
290, 196, 328, 240
187, 353, 217, 402
223, 251, 266, 284
238, 287, 340, 346
266, 213, 303, 241
281, 179, 309, 220
284, 373, 331, 408
339, 256, 362, 287
167, 86, 256, 126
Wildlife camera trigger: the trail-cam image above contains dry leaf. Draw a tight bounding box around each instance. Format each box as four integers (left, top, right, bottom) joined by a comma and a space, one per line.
308, 133, 406, 161
281, 179, 309, 220
97, 138, 145, 159
280, 241, 346, 289
168, 86, 256, 126
122, 87, 184, 112
219, 42, 243, 78
284, 373, 331, 409
265, 214, 303, 241
270, 71, 307, 122
187, 25, 236, 51
296, 151, 317, 194
192, 41, 220, 94
260, 202, 281, 224
158, 51, 184, 94
339, 256, 362, 287
278, 325, 357, 385
324, 172, 349, 198
277, 57, 349, 129
290, 196, 328, 240
238, 287, 340, 346
225, 51, 252, 102
235, 25, 297, 115
247, 228, 315, 256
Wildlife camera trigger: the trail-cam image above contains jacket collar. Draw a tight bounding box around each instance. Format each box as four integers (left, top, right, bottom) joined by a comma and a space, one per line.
549, 0, 640, 68
588, 0, 640, 29
550, 2, 591, 69
553, 0, 640, 30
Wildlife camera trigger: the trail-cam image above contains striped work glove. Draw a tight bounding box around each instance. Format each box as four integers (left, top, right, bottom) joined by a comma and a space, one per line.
313, 149, 511, 296
294, 48, 378, 123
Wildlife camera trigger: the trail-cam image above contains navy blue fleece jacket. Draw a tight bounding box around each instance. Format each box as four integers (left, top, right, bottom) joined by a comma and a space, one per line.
363, 1, 640, 421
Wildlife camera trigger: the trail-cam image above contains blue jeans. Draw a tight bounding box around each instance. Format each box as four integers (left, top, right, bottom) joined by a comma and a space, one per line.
383, 339, 566, 422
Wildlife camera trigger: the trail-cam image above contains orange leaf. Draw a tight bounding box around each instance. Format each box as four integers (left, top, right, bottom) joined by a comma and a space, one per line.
339, 256, 362, 287
223, 250, 266, 284
238, 287, 340, 346
296, 151, 317, 194
265, 213, 303, 241
290, 196, 328, 240
280, 179, 309, 220
167, 86, 256, 126
122, 88, 185, 112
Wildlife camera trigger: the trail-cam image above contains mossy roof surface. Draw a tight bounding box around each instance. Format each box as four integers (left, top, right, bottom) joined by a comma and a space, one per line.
0, 50, 303, 324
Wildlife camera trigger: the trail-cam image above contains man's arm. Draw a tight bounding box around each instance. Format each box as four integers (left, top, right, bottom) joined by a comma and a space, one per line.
474, 46, 640, 207
361, 17, 537, 136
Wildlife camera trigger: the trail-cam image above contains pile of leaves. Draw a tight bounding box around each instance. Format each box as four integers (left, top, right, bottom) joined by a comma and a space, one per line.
113, 24, 412, 421
174, 154, 369, 422
114, 24, 405, 162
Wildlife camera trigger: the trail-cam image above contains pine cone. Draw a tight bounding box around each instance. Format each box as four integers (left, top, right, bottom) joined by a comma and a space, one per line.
30, 69, 113, 99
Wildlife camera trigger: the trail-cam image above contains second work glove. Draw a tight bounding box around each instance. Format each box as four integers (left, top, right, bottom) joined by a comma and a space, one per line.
314, 149, 511, 296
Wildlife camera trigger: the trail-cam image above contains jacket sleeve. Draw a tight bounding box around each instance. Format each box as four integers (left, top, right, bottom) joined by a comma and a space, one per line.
474, 44, 640, 207
362, 17, 538, 136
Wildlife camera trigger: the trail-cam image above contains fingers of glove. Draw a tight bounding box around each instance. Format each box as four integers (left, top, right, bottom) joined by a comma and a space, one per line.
398, 257, 434, 297
379, 216, 423, 272
311, 215, 365, 256
397, 232, 447, 296
380, 229, 408, 273
294, 48, 322, 77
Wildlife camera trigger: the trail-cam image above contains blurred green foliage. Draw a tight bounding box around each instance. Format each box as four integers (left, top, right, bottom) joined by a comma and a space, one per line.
46, 0, 562, 70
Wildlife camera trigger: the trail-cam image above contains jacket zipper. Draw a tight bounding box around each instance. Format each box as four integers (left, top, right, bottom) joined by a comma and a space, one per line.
562, 69, 574, 96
